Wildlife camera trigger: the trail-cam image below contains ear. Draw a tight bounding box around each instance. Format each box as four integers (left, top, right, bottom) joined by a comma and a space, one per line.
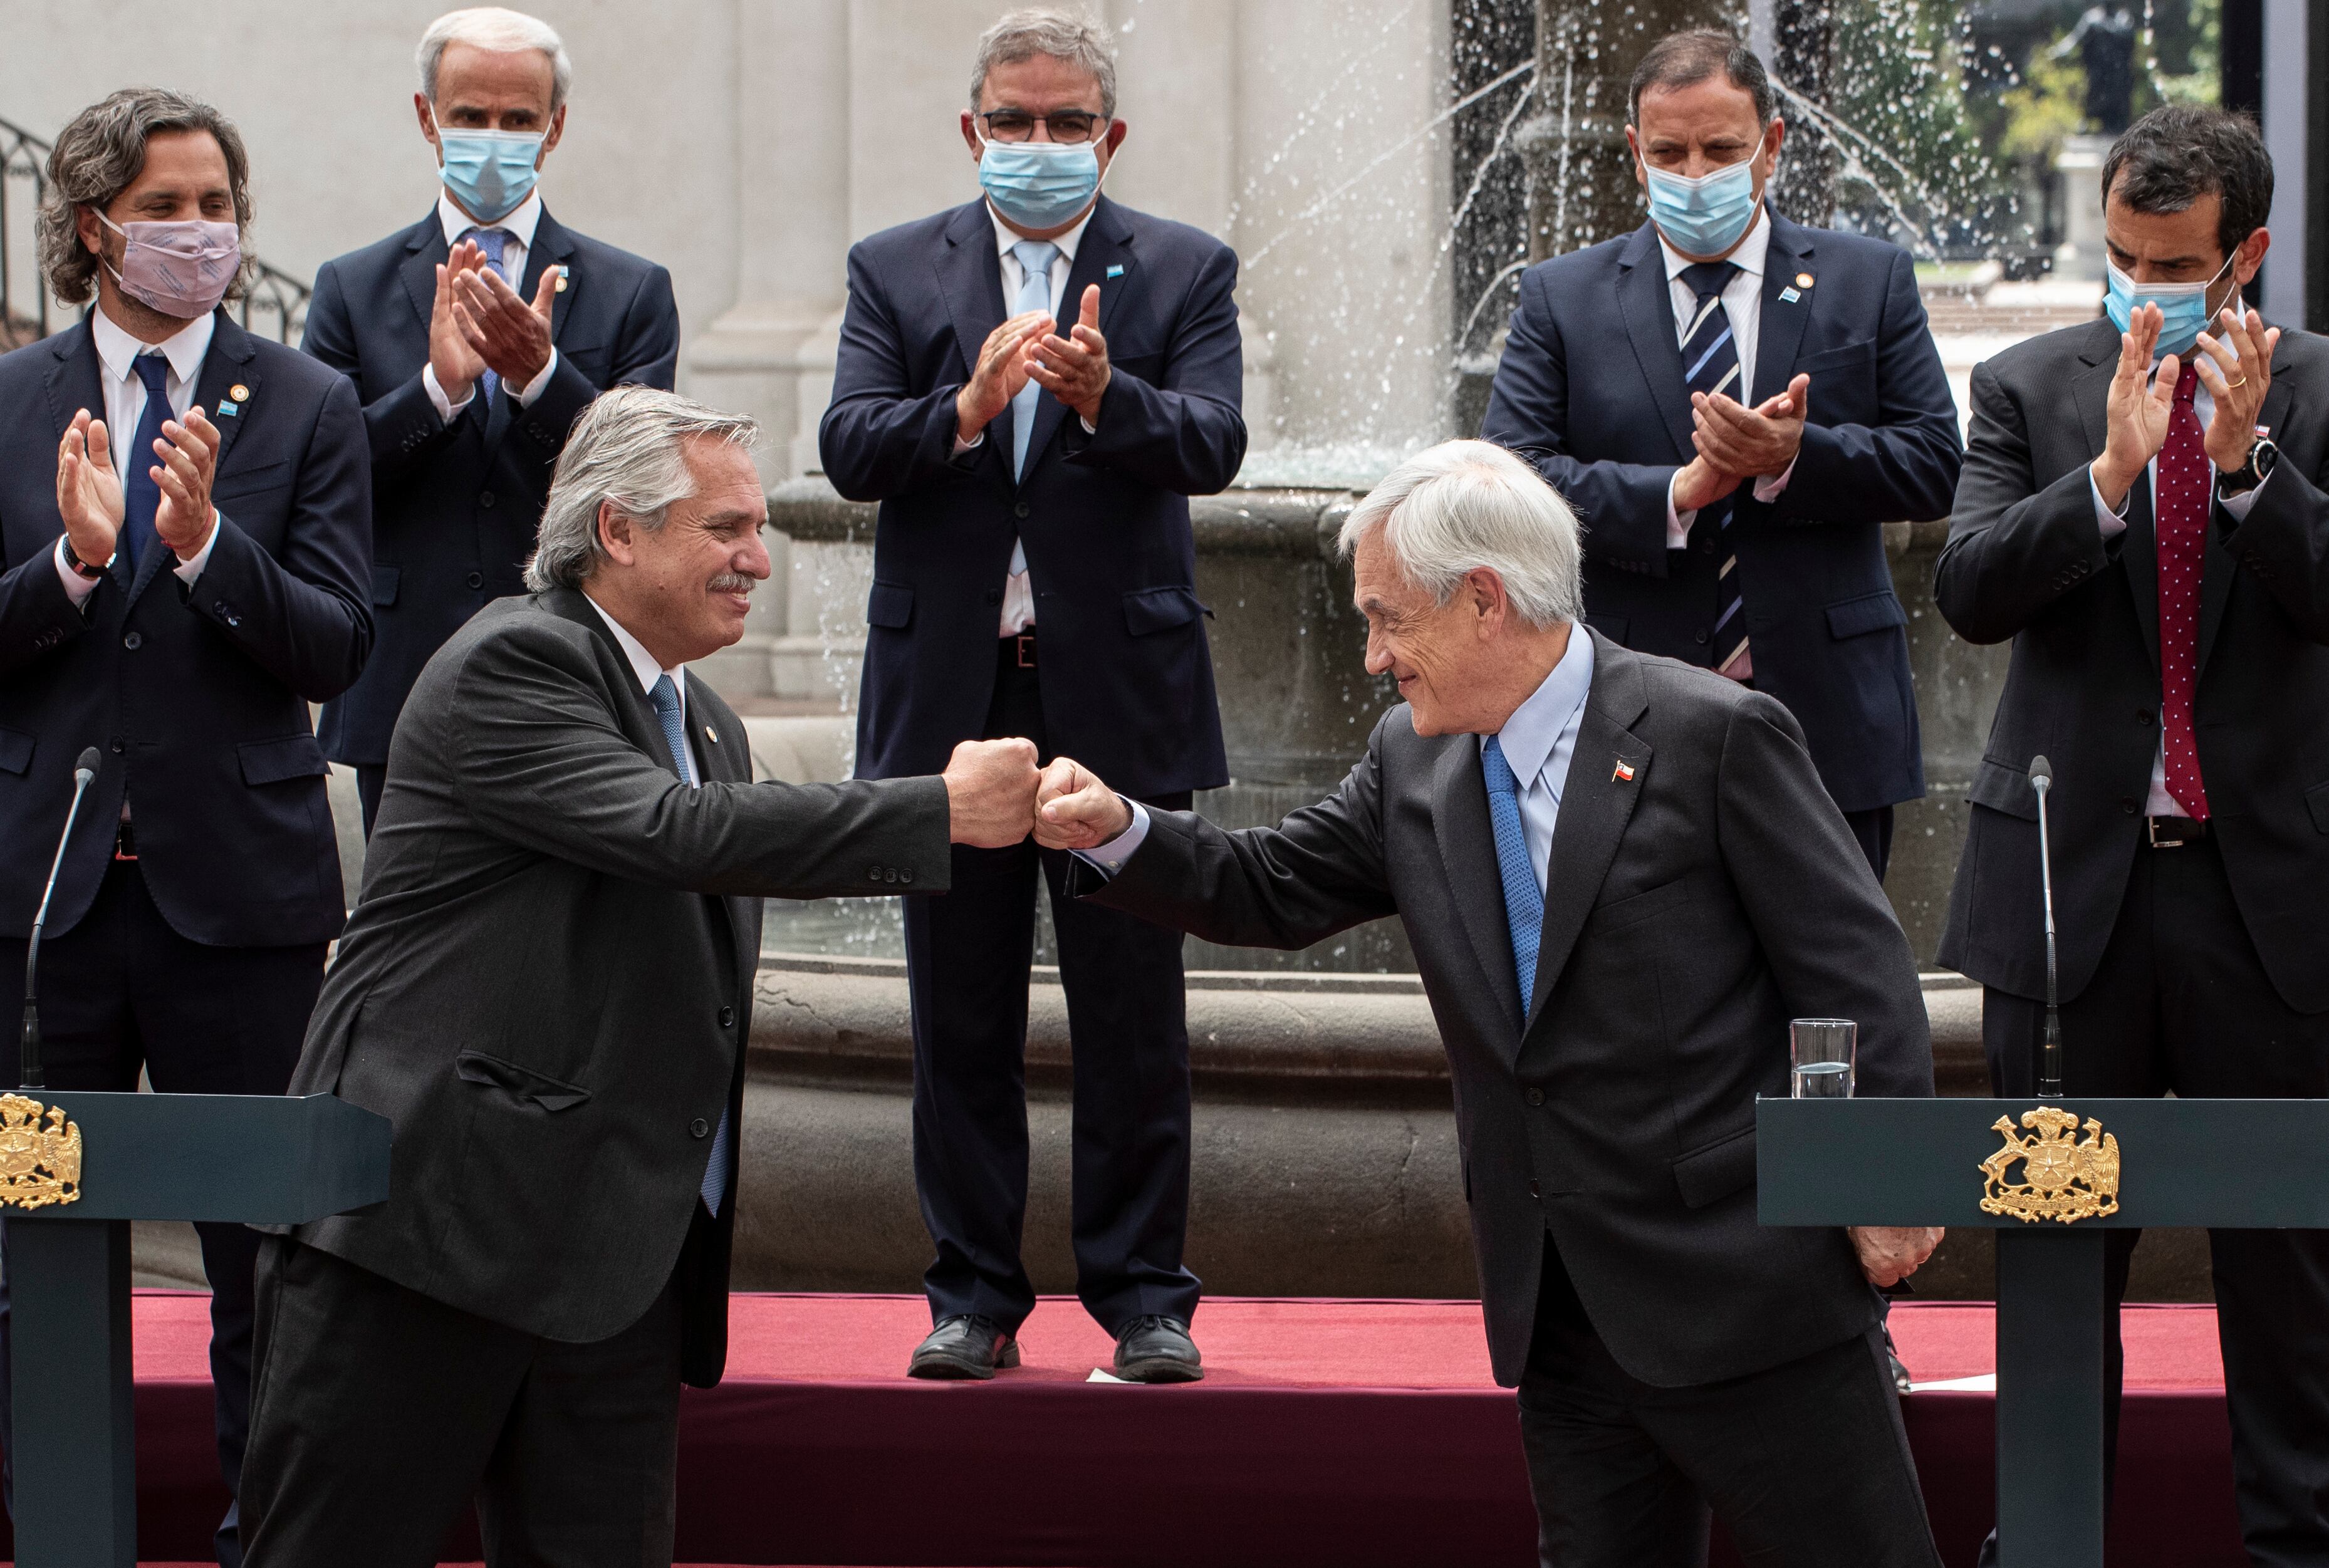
597, 501, 638, 568
1763, 116, 1786, 165
540, 103, 567, 160
962, 110, 984, 160
1467, 568, 1508, 635
415, 93, 441, 155
2233, 227, 2272, 291
75, 204, 105, 259
1100, 118, 1128, 167
1623, 124, 1646, 187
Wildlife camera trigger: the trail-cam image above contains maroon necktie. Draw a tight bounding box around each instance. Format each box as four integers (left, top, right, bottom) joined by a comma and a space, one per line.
2156, 362, 2210, 819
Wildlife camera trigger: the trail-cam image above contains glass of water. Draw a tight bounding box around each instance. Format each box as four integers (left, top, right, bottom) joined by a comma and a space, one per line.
1790, 1019, 1857, 1099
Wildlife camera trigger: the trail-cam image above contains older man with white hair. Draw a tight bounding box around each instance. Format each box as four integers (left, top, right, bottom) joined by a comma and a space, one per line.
306, 4, 681, 833
236, 388, 1040, 1565
1036, 440, 1948, 1566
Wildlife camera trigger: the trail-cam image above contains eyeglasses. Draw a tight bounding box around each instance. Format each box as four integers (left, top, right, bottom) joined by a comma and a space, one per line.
976, 109, 1109, 145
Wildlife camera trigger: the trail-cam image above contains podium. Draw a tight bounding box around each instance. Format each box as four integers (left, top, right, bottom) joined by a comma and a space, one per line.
1759, 1095, 2329, 1567
2, 1089, 390, 1568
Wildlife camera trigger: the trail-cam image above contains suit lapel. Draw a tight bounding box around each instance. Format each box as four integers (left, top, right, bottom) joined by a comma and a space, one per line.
1750, 216, 1815, 405
1023, 197, 1133, 482
1526, 637, 1651, 1029
398, 212, 449, 336
686, 672, 758, 975
2199, 335, 2298, 677
521, 205, 581, 347
1615, 223, 1694, 462
935, 201, 1011, 480
1430, 736, 1525, 1057
41, 326, 124, 588
125, 314, 257, 611
2063, 329, 2166, 670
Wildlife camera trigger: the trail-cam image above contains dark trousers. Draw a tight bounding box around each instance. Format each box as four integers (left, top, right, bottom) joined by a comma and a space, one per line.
902, 637, 1200, 1336
239, 1237, 686, 1567
355, 762, 387, 836
1844, 804, 1895, 884
1518, 1238, 1941, 1567
1979, 828, 2329, 1566
0, 858, 322, 1568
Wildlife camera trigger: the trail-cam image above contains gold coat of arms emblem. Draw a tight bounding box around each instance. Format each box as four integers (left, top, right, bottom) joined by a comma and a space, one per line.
1978, 1106, 2120, 1224
0, 1094, 83, 1211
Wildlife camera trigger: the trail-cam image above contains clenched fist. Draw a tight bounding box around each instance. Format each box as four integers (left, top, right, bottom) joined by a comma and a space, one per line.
942, 738, 1040, 848
1034, 755, 1132, 851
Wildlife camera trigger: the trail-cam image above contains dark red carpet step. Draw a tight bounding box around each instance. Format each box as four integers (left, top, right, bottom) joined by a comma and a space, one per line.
4, 1293, 2244, 1567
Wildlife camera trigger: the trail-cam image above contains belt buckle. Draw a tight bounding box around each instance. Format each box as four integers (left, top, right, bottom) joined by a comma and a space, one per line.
1016, 634, 1036, 670
2147, 816, 2190, 848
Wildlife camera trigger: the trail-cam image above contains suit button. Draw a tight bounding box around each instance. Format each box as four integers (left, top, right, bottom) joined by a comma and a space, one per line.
1014, 502, 1031, 519
718, 1005, 736, 1029
1694, 629, 1710, 645
479, 490, 497, 509
2137, 708, 2155, 727
868, 866, 882, 883
2121, 797, 2139, 814
110, 739, 125, 755
985, 589, 1003, 606
1528, 1180, 1541, 1200
122, 632, 142, 650
1524, 1088, 1545, 1107
900, 869, 914, 885
689, 1118, 709, 1139
466, 571, 484, 590
885, 869, 899, 884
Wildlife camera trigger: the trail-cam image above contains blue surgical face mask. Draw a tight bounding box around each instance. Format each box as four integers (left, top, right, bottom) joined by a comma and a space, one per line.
1641, 155, 1763, 259
433, 113, 545, 224
2105, 252, 2238, 359
977, 135, 1104, 231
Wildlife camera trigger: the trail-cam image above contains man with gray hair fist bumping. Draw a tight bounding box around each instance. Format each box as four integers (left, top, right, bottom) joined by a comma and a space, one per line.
238, 388, 1037, 1564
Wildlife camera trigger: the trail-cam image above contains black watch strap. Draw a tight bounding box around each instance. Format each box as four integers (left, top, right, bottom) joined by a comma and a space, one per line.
2222, 438, 2278, 497
60, 537, 110, 581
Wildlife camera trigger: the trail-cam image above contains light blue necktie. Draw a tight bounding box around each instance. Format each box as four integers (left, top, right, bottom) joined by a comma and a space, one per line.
1008, 239, 1058, 481
1481, 735, 1544, 1022
652, 674, 732, 1216
461, 226, 511, 407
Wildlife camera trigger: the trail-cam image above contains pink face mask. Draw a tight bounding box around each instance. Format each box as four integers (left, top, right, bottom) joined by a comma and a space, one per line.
95, 212, 241, 319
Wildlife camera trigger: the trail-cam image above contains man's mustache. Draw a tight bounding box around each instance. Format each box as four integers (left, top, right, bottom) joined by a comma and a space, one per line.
707, 572, 757, 596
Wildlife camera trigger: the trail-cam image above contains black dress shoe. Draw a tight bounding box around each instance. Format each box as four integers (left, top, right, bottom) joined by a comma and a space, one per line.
907, 1314, 1019, 1380
1113, 1315, 1204, 1383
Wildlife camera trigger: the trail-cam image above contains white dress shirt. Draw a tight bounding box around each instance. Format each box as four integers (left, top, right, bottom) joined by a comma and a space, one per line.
581, 591, 701, 784
953, 204, 1100, 636
2085, 376, 2271, 816
1661, 205, 1796, 547
1080, 628, 1601, 886
421, 191, 561, 423
54, 307, 220, 604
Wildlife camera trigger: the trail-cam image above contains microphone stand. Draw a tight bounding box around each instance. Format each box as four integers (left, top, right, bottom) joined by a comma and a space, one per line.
2029, 755, 2063, 1099
23, 748, 101, 1091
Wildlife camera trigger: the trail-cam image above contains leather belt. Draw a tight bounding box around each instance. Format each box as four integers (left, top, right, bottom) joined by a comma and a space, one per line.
1002, 632, 1036, 670
2145, 816, 2207, 848
113, 820, 138, 862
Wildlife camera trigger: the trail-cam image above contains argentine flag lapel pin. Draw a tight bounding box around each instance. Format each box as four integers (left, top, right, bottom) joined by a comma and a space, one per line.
218, 383, 248, 418
1106, 263, 1125, 279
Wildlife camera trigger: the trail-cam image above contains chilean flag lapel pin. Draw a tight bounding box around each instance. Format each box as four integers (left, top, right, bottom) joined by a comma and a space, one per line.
1613, 759, 1636, 783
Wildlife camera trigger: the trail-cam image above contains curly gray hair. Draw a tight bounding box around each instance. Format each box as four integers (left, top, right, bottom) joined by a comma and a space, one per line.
36, 88, 255, 308
526, 388, 761, 592
970, 8, 1118, 119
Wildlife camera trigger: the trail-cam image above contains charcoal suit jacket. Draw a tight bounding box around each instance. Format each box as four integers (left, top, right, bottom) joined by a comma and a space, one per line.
276, 588, 951, 1385
0, 311, 371, 947
1936, 318, 2329, 1012
1067, 633, 1934, 1388
819, 195, 1245, 798
306, 205, 680, 767
1481, 214, 1962, 814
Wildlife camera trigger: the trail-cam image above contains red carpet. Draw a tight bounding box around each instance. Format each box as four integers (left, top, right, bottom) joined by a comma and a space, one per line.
2, 1293, 2243, 1566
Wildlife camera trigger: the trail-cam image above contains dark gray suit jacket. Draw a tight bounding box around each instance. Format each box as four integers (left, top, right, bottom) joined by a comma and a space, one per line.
277, 588, 952, 1385
1936, 319, 2329, 1012
1069, 633, 1932, 1388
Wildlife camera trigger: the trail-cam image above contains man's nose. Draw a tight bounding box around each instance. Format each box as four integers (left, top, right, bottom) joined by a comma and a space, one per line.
739, 532, 773, 579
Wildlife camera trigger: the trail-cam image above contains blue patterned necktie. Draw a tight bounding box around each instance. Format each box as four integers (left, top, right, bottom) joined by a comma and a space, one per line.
1009, 239, 1059, 481
120, 353, 174, 572
462, 226, 512, 407
1679, 259, 1749, 675
652, 673, 731, 1215
1481, 735, 1544, 1021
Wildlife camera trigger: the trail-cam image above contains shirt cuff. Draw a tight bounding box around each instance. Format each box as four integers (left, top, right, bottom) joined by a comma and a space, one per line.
2217, 464, 2272, 521
53, 536, 101, 608
952, 428, 987, 457
1752, 455, 1798, 504
1666, 470, 1696, 549
1081, 415, 1097, 434
1070, 799, 1150, 878
513, 347, 559, 408
422, 362, 475, 424
2090, 469, 2134, 541
172, 511, 221, 585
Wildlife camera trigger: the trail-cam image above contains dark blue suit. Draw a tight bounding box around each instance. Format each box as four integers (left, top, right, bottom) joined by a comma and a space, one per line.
305, 206, 679, 806
0, 309, 372, 1565
820, 194, 1244, 1338
1481, 213, 1960, 830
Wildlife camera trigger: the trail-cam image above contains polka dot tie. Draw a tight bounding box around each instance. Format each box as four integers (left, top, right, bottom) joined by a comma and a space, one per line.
2157, 363, 2210, 820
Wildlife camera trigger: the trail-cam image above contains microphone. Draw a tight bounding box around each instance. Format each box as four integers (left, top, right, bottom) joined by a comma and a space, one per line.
2028, 754, 2063, 1099
22, 747, 100, 1091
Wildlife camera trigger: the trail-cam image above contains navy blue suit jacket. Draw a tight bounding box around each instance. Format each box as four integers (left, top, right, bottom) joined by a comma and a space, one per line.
0, 312, 372, 946
306, 205, 679, 766
820, 196, 1244, 797
1480, 214, 1961, 814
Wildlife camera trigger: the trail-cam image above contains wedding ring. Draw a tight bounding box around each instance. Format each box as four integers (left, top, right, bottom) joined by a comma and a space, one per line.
2225, 376, 2249, 389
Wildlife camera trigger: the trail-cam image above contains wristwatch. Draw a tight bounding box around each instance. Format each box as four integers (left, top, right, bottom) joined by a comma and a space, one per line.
2220, 437, 2278, 497
60, 537, 111, 581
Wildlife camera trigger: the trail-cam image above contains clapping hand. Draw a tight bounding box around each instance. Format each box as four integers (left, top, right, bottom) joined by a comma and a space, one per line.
452, 260, 558, 392
150, 407, 221, 561
942, 738, 1040, 848
2092, 302, 2178, 512
1026, 284, 1112, 427
429, 239, 491, 405
956, 311, 1053, 444
2192, 306, 2280, 474
1692, 373, 1809, 479
55, 409, 123, 569
1034, 756, 1132, 851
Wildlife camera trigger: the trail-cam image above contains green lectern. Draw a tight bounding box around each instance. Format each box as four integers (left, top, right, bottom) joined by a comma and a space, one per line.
1, 1089, 390, 1567
1758, 1094, 2329, 1567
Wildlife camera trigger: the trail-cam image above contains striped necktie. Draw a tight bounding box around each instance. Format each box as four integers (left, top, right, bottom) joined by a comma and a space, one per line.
1679, 260, 1749, 677
462, 226, 511, 406
1481, 736, 1543, 1022
652, 674, 732, 1215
